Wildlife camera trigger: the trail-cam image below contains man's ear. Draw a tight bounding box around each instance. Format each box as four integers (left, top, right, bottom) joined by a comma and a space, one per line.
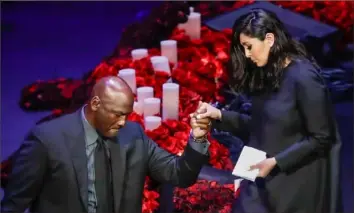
90, 96, 101, 111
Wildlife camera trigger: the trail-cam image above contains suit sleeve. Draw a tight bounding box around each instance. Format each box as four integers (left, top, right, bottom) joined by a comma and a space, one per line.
275, 67, 336, 172
138, 125, 209, 188
212, 110, 251, 138
1, 132, 48, 212
188, 138, 210, 154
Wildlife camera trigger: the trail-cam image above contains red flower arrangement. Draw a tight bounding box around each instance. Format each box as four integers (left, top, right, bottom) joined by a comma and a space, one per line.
174, 180, 239, 213
1, 1, 353, 213
62, 24, 235, 212
142, 177, 160, 213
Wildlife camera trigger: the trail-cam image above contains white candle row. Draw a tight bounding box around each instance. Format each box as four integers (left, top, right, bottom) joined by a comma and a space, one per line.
130, 39, 178, 73
117, 37, 184, 131
117, 69, 178, 120
135, 84, 179, 119
128, 83, 179, 130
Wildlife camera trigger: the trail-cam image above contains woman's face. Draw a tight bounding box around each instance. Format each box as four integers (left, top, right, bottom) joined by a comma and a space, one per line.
239, 33, 274, 67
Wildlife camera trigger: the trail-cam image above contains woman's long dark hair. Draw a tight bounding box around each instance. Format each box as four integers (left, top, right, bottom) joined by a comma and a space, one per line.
229, 9, 319, 94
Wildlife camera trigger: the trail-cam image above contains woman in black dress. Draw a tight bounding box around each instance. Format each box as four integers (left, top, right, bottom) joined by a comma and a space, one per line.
194, 9, 341, 213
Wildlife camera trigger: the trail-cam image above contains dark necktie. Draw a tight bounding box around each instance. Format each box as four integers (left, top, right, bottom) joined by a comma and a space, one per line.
95, 137, 114, 213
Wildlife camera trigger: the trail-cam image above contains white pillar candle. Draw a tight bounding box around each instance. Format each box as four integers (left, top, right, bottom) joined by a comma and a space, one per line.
178, 7, 194, 30
161, 40, 178, 68
133, 101, 143, 115
131, 48, 148, 60
186, 12, 201, 39
144, 116, 162, 131
177, 22, 186, 30
137, 86, 154, 106
150, 56, 171, 75
143, 98, 161, 117
189, 7, 194, 13
162, 83, 179, 121
178, 7, 201, 39
118, 68, 136, 94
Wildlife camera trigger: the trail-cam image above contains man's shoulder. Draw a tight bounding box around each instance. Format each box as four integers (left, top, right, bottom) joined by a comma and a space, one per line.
120, 121, 142, 134
31, 111, 79, 137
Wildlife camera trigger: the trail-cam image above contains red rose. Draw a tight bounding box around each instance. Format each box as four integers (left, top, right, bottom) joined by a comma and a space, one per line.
128, 112, 144, 126
145, 125, 170, 141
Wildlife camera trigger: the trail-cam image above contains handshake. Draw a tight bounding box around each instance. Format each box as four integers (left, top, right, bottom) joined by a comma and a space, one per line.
189, 101, 222, 139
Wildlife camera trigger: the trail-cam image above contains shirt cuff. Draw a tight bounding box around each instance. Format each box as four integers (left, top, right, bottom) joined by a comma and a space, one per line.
188, 135, 210, 155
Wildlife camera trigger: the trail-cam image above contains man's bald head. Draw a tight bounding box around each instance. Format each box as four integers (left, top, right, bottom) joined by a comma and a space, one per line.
85, 76, 134, 138
91, 76, 133, 100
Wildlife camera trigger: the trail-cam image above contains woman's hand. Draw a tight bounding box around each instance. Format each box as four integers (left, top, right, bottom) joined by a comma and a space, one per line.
189, 102, 214, 139
190, 101, 222, 120
249, 157, 277, 178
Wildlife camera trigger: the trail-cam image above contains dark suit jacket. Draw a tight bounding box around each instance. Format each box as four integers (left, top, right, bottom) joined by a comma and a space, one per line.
1, 110, 209, 213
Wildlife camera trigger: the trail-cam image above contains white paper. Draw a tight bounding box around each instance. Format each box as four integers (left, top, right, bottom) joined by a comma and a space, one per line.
234, 178, 244, 192
232, 146, 267, 182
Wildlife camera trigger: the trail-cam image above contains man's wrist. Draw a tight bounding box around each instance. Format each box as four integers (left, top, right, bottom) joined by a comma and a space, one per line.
192, 136, 208, 143
190, 130, 208, 143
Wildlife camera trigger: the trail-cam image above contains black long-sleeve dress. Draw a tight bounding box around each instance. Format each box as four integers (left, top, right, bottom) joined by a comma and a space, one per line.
213, 59, 342, 213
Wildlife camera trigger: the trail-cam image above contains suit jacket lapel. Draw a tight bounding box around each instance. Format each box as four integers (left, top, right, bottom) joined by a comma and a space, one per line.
64, 110, 88, 212
110, 127, 130, 213
63, 109, 132, 213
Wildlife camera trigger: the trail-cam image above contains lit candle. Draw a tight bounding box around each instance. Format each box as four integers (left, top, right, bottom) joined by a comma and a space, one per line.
143, 98, 161, 117
162, 83, 179, 121
178, 7, 194, 30
118, 68, 136, 94
137, 86, 154, 106
131, 48, 148, 60
189, 6, 194, 13
150, 56, 171, 75
161, 40, 178, 68
178, 7, 201, 39
144, 116, 162, 131
133, 101, 143, 115
187, 11, 201, 39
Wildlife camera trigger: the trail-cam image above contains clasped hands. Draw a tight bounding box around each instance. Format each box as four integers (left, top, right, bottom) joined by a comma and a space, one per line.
190, 101, 277, 178
189, 102, 219, 139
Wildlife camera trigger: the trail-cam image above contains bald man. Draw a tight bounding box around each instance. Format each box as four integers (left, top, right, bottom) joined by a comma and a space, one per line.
1, 77, 211, 213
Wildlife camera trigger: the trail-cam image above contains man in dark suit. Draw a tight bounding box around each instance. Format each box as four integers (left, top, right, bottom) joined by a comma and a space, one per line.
1, 76, 211, 213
